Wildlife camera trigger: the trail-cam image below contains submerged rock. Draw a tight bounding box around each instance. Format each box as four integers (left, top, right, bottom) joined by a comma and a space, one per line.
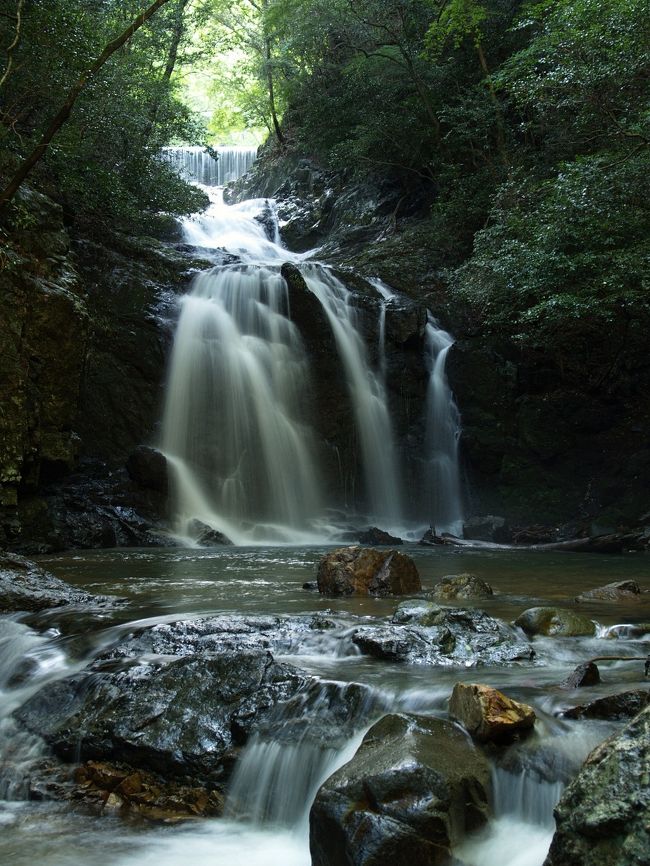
575, 580, 641, 603
317, 546, 421, 596
432, 573, 493, 601
560, 661, 601, 689
544, 704, 650, 866
514, 607, 596, 637
309, 713, 490, 866
560, 689, 650, 721
73, 760, 225, 821
358, 527, 403, 546
449, 683, 536, 743
352, 601, 533, 666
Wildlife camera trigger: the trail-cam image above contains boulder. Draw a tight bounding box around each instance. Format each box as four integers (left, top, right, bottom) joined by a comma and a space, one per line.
432, 573, 493, 601
358, 527, 403, 546
14, 650, 305, 785
449, 682, 536, 743
317, 546, 421, 596
575, 580, 641, 603
187, 518, 232, 546
561, 689, 650, 721
514, 607, 596, 637
0, 552, 116, 613
351, 602, 533, 666
309, 713, 490, 866
126, 446, 168, 494
560, 661, 601, 689
544, 704, 650, 866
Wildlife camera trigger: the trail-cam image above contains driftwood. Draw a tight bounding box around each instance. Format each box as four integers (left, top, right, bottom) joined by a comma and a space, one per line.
420, 533, 624, 554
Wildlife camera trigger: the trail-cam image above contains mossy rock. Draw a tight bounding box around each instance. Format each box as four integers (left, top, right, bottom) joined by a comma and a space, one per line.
514, 607, 596, 637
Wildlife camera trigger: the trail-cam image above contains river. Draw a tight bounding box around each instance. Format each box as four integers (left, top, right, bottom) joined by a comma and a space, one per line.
1, 545, 648, 866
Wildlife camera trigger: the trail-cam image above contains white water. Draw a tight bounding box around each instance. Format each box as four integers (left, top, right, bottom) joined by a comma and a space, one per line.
423, 313, 464, 534
160, 189, 410, 543
164, 146, 258, 187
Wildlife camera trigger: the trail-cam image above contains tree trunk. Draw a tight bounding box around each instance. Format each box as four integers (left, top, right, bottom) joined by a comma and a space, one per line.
0, 0, 25, 92
142, 0, 189, 145
265, 37, 285, 149
0, 0, 170, 208
475, 41, 509, 168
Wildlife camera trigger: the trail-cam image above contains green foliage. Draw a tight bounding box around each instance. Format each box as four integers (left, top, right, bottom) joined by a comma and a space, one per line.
0, 0, 208, 233
453, 155, 650, 344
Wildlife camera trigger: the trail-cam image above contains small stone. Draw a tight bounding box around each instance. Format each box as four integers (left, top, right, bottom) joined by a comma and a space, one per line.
561, 662, 601, 689
433, 573, 493, 600
449, 682, 536, 743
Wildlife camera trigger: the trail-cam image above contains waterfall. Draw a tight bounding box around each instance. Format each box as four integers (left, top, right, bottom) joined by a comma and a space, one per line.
300, 266, 403, 525
422, 313, 464, 534
164, 146, 258, 186
161, 263, 324, 544
160, 190, 409, 543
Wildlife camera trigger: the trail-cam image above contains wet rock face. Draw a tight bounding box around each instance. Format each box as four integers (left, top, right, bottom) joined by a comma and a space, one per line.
126, 446, 168, 494
14, 649, 306, 785
449, 683, 536, 743
432, 573, 493, 601
317, 546, 421, 597
0, 553, 114, 613
352, 601, 533, 666
309, 713, 490, 866
544, 704, 650, 866
575, 580, 641, 603
0, 188, 88, 542
514, 607, 596, 637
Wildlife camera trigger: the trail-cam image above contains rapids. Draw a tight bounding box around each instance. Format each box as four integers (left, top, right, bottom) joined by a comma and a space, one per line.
1, 546, 648, 866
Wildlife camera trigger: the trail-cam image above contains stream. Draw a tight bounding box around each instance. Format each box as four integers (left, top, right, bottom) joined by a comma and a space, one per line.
1, 545, 648, 865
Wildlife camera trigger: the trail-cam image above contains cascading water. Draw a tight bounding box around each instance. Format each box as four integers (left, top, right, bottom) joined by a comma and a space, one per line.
422, 313, 464, 534
161, 262, 323, 544
300, 266, 403, 525
164, 145, 258, 186
160, 189, 407, 543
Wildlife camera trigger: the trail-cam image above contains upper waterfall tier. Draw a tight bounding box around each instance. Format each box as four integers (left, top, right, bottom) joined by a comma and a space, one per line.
164, 145, 258, 186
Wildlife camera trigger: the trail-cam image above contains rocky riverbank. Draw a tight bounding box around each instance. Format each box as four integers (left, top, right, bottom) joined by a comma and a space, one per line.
2, 552, 648, 860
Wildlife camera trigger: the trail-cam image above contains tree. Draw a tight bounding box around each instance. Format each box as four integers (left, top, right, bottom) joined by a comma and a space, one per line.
0, 0, 172, 208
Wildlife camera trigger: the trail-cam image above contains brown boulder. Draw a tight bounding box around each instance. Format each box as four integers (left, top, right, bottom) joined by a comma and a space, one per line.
449, 682, 536, 743
317, 546, 421, 596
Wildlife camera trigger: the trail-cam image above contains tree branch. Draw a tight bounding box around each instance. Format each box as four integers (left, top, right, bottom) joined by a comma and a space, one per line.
0, 0, 25, 92
0, 0, 170, 208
